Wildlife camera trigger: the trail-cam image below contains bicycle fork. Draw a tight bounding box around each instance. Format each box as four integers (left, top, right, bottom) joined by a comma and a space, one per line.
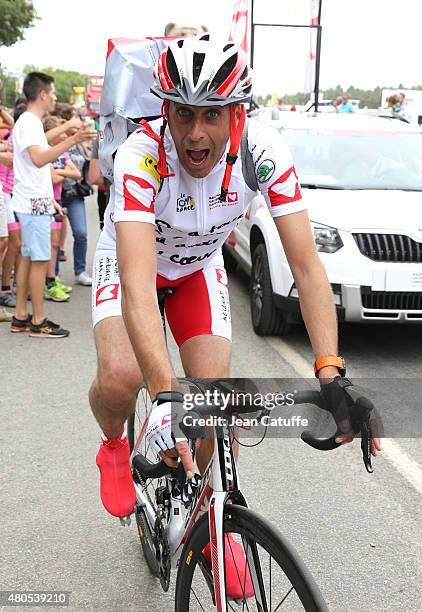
208, 425, 268, 611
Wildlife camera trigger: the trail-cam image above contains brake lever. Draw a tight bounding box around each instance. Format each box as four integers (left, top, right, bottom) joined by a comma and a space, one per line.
349, 395, 374, 474
300, 390, 375, 473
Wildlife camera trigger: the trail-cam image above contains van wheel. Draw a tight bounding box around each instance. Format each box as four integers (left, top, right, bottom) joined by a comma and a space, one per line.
250, 243, 290, 336
222, 243, 238, 273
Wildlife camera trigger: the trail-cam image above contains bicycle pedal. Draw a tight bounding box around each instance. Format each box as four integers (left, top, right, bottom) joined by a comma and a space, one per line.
119, 514, 132, 527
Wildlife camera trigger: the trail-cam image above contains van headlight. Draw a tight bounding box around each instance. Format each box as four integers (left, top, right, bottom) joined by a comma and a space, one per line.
310, 222, 343, 253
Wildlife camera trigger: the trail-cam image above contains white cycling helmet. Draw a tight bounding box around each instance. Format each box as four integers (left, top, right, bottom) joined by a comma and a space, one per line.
151, 33, 252, 106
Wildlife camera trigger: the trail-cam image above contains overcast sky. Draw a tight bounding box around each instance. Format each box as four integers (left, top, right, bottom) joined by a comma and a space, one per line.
1, 0, 420, 96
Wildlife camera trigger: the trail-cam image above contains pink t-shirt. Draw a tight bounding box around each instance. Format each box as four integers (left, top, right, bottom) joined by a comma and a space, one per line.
52, 150, 70, 201
0, 129, 14, 194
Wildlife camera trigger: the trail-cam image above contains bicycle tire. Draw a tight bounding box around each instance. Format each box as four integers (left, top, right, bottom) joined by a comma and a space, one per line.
175, 504, 328, 612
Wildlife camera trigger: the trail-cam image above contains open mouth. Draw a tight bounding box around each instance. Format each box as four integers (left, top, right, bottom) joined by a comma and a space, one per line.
186, 149, 210, 166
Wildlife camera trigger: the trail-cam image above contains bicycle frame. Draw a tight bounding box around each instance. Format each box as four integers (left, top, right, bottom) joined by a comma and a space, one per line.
131, 416, 272, 610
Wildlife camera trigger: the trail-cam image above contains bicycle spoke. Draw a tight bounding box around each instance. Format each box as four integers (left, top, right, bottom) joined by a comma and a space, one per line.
269, 553, 272, 611
227, 536, 251, 612
190, 588, 206, 612
273, 586, 294, 611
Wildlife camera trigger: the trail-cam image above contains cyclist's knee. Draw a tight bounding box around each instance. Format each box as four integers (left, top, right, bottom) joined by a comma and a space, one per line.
96, 363, 142, 406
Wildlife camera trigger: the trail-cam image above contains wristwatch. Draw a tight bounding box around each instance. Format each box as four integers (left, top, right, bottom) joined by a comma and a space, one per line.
314, 356, 346, 378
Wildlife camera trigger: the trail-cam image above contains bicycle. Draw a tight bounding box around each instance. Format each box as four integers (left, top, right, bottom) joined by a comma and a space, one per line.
125, 290, 375, 611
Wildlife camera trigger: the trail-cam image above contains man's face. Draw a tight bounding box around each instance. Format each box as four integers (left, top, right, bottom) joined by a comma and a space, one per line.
41, 84, 57, 113
168, 103, 234, 178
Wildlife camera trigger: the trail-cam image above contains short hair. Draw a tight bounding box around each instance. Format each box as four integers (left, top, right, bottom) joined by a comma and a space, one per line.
23, 72, 54, 102
52, 102, 75, 121
42, 114, 64, 132
13, 102, 27, 123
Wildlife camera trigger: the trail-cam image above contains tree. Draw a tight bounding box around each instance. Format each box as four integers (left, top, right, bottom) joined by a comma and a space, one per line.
23, 65, 86, 103
0, 0, 38, 48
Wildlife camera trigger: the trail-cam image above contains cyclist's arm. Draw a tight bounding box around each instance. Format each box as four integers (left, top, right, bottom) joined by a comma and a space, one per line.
248, 119, 339, 378
274, 210, 339, 379
115, 221, 176, 400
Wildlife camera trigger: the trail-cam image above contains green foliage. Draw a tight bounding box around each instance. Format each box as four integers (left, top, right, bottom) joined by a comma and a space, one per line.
23, 65, 85, 102
0, 66, 17, 106
0, 0, 38, 47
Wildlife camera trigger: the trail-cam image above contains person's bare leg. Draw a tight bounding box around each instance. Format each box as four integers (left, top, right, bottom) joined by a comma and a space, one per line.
59, 217, 67, 252
2, 231, 21, 287
0, 236, 8, 262
89, 316, 144, 439
180, 334, 232, 473
30, 260, 49, 324
48, 228, 60, 278
15, 256, 30, 320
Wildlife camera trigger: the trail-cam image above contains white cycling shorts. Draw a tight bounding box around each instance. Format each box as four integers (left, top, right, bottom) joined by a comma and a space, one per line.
92, 246, 232, 346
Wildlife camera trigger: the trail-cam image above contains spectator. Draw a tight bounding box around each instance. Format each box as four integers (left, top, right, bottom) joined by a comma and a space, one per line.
331, 96, 343, 113
339, 94, 354, 113
383, 94, 400, 115
11, 71, 95, 338
0, 183, 13, 322
52, 102, 77, 122
61, 129, 94, 286
0, 106, 14, 141
42, 114, 81, 301
88, 134, 109, 230
0, 102, 27, 309
49, 104, 81, 263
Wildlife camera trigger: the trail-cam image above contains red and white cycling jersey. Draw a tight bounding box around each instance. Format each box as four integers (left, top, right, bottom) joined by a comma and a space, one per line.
99, 117, 305, 280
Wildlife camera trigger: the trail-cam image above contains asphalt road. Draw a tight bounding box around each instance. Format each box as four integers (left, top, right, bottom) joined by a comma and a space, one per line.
1, 196, 421, 611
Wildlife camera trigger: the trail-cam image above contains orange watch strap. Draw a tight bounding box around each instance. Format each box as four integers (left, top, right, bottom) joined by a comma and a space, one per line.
314, 356, 345, 377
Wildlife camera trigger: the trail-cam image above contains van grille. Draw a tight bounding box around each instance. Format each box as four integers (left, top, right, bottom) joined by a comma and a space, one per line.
353, 233, 422, 262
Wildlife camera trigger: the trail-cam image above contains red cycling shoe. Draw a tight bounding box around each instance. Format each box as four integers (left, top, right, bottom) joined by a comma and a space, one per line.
96, 431, 136, 518
203, 532, 254, 600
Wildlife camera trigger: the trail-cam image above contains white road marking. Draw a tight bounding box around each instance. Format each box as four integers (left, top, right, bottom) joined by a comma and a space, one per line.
267, 336, 422, 496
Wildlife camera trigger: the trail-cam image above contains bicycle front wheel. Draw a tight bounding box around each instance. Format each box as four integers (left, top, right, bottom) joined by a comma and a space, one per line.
175, 504, 328, 612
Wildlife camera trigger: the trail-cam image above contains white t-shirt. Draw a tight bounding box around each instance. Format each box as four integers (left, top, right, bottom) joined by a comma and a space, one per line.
12, 111, 54, 215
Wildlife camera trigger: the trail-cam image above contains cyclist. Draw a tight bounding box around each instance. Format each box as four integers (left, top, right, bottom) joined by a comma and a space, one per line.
89, 34, 381, 597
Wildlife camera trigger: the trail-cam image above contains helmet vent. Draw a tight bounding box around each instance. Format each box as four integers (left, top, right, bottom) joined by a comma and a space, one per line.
166, 48, 181, 88
223, 43, 234, 52
177, 39, 184, 48
240, 66, 248, 81
209, 53, 237, 91
192, 52, 206, 87
199, 33, 210, 41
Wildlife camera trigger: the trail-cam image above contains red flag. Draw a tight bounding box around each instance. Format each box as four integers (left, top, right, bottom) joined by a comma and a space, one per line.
229, 0, 250, 54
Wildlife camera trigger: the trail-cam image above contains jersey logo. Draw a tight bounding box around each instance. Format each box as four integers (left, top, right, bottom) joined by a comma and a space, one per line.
96, 283, 119, 306
139, 153, 160, 183
227, 191, 238, 205
177, 193, 196, 212
216, 268, 228, 287
123, 174, 156, 213
257, 159, 276, 183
